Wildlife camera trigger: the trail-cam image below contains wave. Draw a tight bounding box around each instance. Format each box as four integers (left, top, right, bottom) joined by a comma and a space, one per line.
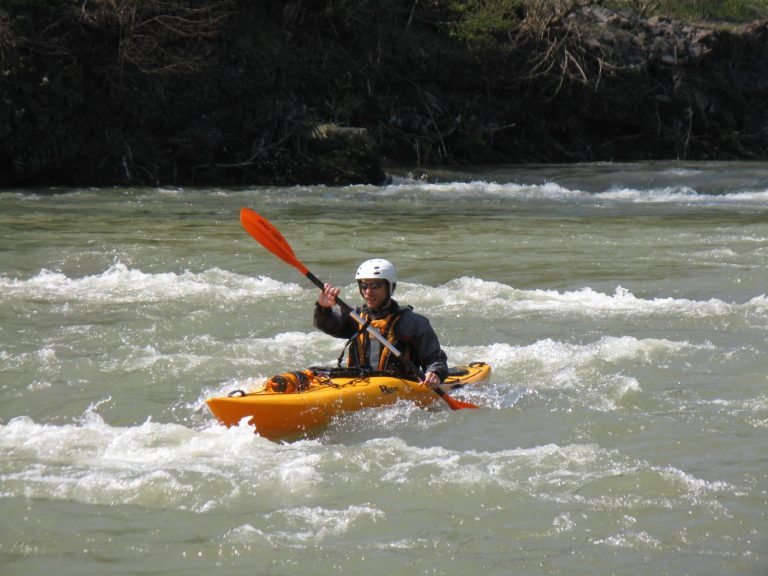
404, 278, 768, 319
595, 186, 768, 203
385, 161, 768, 205
447, 335, 711, 411
387, 179, 582, 200
10, 167, 767, 207
0, 412, 735, 516
3, 266, 764, 330
383, 178, 768, 205
448, 334, 711, 371
0, 262, 302, 304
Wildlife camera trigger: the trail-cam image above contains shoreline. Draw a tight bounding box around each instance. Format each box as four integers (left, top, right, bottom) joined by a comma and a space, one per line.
1, 2, 767, 188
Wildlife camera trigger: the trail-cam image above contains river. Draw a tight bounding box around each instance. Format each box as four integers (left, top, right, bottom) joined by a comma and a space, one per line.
1, 161, 767, 575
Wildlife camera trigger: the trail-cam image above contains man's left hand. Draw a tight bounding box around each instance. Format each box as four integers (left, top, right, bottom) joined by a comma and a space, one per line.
420, 371, 441, 389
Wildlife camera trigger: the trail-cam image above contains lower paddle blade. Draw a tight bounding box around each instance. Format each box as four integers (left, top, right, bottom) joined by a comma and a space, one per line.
435, 387, 479, 410
240, 208, 309, 275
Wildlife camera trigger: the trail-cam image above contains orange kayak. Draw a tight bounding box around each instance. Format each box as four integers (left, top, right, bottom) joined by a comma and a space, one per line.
206, 362, 490, 440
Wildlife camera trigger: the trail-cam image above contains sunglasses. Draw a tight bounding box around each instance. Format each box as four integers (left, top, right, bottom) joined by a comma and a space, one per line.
358, 281, 386, 291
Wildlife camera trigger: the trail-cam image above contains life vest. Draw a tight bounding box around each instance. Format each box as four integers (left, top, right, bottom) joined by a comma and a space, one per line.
349, 306, 411, 372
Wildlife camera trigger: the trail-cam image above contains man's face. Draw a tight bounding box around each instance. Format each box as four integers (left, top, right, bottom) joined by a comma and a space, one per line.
358, 278, 388, 310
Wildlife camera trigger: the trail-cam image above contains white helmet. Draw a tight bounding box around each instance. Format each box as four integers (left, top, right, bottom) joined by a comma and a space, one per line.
355, 258, 397, 294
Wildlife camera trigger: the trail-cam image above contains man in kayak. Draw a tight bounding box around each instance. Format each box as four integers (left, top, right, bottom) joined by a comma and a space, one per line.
314, 258, 448, 388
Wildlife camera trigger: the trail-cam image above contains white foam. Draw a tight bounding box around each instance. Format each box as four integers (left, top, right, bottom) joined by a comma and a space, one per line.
379, 178, 768, 205
221, 504, 384, 548
0, 263, 301, 304
404, 278, 767, 319
598, 186, 768, 204
448, 335, 710, 410
450, 334, 709, 376
0, 408, 739, 518
0, 410, 330, 511
378, 179, 587, 202
4, 265, 763, 323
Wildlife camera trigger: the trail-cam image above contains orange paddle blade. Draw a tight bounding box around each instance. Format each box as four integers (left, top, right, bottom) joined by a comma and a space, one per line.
435, 387, 479, 410
240, 208, 309, 275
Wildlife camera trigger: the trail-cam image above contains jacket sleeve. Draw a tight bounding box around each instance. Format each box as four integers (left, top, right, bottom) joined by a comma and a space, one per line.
396, 311, 449, 382
313, 303, 358, 339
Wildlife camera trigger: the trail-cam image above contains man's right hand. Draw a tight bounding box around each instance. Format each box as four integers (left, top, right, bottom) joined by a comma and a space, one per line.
317, 283, 341, 308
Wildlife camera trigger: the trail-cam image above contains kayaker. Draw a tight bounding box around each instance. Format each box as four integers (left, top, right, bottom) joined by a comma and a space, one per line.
314, 258, 448, 388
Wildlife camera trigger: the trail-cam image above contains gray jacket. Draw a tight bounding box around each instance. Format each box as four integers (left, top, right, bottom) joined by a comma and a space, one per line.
313, 298, 449, 381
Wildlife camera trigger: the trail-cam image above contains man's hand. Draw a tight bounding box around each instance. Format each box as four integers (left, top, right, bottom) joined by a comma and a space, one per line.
420, 371, 441, 389
317, 283, 341, 308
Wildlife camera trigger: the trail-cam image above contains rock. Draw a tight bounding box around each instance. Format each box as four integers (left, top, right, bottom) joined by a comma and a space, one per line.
299, 123, 386, 185
304, 123, 375, 154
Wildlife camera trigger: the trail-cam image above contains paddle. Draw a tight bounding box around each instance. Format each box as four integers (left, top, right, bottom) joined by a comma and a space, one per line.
240, 207, 479, 411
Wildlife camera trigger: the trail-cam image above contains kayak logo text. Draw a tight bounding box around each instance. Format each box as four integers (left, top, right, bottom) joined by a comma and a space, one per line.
379, 385, 398, 394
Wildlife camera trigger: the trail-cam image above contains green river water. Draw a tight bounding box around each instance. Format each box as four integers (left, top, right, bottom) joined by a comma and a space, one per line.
1, 161, 767, 575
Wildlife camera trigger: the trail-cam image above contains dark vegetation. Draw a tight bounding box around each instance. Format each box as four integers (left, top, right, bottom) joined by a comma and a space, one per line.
1, 0, 767, 186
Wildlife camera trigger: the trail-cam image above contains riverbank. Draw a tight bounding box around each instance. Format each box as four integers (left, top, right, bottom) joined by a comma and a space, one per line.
1, 1, 767, 187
